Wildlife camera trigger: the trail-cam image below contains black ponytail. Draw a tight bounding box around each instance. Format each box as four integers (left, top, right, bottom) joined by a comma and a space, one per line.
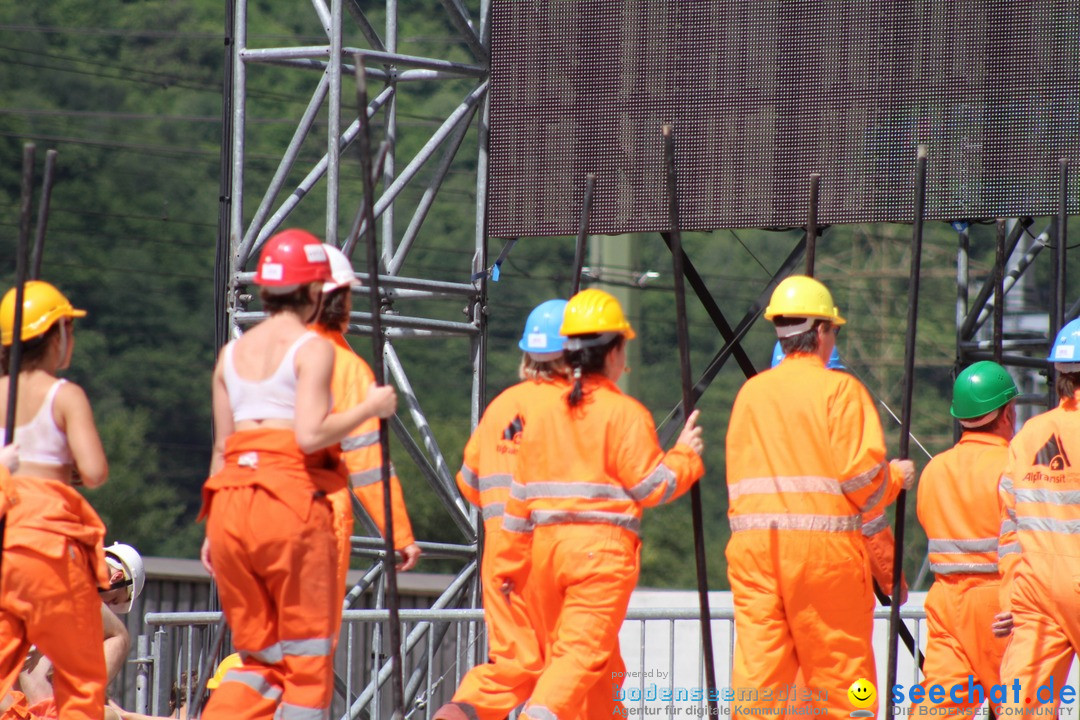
565, 334, 625, 408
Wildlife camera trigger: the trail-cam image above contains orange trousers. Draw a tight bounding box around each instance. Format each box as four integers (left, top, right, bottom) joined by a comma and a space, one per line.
328, 485, 352, 634
0, 543, 105, 720
727, 532, 875, 718
450, 519, 543, 719
202, 485, 337, 720
450, 525, 630, 720
915, 575, 1006, 715
999, 553, 1080, 715
519, 525, 636, 720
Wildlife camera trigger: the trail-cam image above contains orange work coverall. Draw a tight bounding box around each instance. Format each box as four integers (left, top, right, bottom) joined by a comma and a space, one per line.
998, 393, 1080, 715
725, 354, 902, 718
493, 375, 704, 720
199, 428, 338, 720
0, 475, 109, 720
450, 378, 568, 717
915, 432, 1008, 714
311, 327, 415, 603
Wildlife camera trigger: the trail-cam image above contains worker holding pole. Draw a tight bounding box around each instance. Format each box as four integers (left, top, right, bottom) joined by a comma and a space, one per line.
0, 281, 112, 720
997, 318, 1080, 715
725, 275, 914, 718
478, 289, 703, 720
198, 229, 397, 720
310, 243, 421, 605
914, 361, 1015, 715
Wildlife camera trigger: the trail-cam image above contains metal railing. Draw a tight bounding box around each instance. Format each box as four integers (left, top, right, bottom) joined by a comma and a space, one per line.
137, 602, 938, 720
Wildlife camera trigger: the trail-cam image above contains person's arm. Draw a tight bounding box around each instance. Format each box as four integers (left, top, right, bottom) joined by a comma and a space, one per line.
618, 409, 705, 508
102, 605, 131, 683
208, 356, 234, 477
56, 382, 108, 487
293, 340, 396, 454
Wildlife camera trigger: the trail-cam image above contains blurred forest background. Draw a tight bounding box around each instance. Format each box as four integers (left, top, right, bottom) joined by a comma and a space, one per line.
0, 0, 1074, 590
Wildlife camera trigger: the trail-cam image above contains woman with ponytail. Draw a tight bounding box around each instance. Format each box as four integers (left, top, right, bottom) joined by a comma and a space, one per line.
435, 288, 704, 720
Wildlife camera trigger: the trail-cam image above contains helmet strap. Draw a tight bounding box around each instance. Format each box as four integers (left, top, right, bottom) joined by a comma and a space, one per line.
57, 320, 68, 362
959, 408, 1001, 428
1055, 362, 1080, 374
774, 317, 816, 338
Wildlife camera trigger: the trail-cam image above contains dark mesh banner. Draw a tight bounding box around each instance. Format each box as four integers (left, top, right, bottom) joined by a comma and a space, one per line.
488, 1, 1080, 237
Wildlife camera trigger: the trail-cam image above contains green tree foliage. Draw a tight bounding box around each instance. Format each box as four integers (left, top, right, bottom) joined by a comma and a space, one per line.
2, 1, 1075, 595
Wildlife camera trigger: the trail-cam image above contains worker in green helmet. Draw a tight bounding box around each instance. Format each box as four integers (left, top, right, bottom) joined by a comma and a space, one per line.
914, 360, 1018, 715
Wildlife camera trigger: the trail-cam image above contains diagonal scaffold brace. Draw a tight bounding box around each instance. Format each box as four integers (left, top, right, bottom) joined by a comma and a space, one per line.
661, 124, 719, 717
885, 144, 928, 716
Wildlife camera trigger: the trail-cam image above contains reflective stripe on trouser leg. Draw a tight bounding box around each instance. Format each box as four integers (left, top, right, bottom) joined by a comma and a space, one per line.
204, 486, 338, 720
0, 543, 106, 720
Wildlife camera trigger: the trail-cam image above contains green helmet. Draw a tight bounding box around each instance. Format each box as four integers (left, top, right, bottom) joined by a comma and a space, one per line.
950, 361, 1019, 420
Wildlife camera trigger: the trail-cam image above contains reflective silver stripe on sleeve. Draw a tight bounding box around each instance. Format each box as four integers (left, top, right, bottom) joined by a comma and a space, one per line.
999, 475, 1014, 494
480, 473, 514, 492
459, 465, 480, 491
999, 519, 1017, 535
241, 644, 283, 664
728, 476, 841, 500
858, 478, 887, 514
341, 431, 379, 452
509, 480, 527, 501
481, 503, 505, 521
628, 463, 678, 502
526, 482, 633, 503
729, 514, 861, 533
522, 704, 560, 720
1015, 488, 1080, 505
929, 562, 998, 575
502, 514, 534, 534
1017, 516, 1080, 534
927, 537, 999, 554
861, 513, 888, 537
530, 510, 641, 535
280, 638, 333, 657
220, 669, 283, 702
998, 542, 1021, 558
839, 462, 886, 495
275, 702, 330, 720
1006, 505, 1017, 522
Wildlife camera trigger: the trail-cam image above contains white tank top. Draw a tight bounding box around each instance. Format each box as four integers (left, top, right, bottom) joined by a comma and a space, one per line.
223, 332, 317, 423
2, 379, 73, 466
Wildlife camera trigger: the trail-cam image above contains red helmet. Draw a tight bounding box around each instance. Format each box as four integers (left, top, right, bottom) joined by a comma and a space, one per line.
255, 229, 333, 289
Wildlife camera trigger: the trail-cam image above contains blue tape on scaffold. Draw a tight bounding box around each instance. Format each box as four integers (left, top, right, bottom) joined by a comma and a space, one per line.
470, 237, 519, 283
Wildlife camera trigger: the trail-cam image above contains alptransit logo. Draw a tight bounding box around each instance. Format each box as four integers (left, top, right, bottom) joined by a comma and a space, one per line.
1034, 433, 1070, 470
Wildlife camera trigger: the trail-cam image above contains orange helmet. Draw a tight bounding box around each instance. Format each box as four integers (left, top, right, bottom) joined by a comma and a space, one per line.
255, 229, 332, 290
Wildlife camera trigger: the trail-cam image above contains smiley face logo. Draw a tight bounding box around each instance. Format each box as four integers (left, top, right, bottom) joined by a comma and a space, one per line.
847, 678, 876, 715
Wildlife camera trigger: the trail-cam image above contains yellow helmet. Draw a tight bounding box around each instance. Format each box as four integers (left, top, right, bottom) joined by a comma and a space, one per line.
763, 275, 846, 325
206, 653, 243, 690
0, 281, 87, 346
560, 288, 636, 340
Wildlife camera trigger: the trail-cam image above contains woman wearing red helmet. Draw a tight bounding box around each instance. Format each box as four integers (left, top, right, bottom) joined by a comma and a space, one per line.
198, 229, 396, 720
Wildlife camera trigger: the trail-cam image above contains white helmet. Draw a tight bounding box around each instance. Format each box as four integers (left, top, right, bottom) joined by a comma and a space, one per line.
104, 543, 145, 614
321, 244, 361, 293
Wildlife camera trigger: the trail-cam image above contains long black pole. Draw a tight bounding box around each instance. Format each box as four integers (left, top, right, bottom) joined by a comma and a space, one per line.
29, 149, 57, 281
1051, 159, 1069, 406
993, 220, 1005, 366
805, 173, 820, 276
662, 125, 718, 716
570, 173, 596, 296
886, 145, 927, 716
355, 55, 406, 720
7, 144, 35, 444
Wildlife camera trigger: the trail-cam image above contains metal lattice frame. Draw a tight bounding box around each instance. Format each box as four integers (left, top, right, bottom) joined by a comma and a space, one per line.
216, 0, 491, 716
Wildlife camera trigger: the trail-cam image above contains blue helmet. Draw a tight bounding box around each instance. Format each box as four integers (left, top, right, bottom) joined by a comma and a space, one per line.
1048, 318, 1080, 365
519, 299, 568, 357
770, 341, 846, 371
